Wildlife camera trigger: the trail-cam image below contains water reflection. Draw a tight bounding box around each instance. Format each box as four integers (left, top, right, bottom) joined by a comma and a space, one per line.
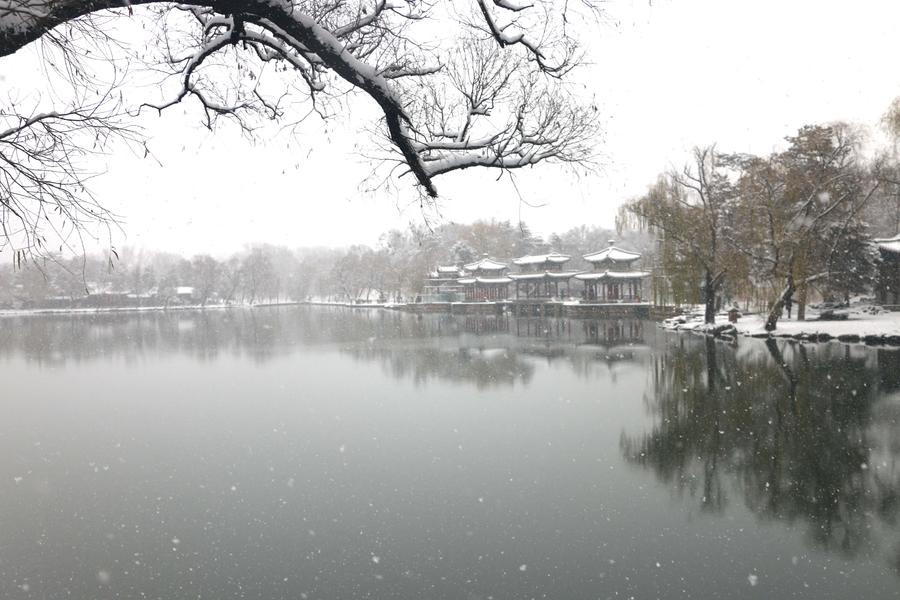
623, 334, 900, 573
3, 308, 900, 597
342, 315, 650, 388
0, 308, 435, 366
0, 309, 650, 388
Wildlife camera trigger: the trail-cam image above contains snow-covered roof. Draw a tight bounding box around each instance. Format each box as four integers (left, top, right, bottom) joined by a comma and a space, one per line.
176, 286, 195, 295
583, 246, 641, 263
509, 271, 581, 281
512, 252, 571, 266
875, 234, 900, 254
458, 277, 513, 285
429, 265, 462, 278
574, 271, 650, 281
463, 258, 507, 271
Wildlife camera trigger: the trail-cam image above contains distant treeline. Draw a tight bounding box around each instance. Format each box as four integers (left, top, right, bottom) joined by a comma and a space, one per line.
0, 221, 654, 308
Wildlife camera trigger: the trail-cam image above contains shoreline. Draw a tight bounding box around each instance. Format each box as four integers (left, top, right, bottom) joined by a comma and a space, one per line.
0, 300, 387, 318
7, 301, 900, 348
663, 308, 900, 347
0, 303, 245, 318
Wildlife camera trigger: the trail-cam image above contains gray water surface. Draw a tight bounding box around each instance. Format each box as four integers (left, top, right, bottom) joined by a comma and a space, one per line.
1, 307, 898, 599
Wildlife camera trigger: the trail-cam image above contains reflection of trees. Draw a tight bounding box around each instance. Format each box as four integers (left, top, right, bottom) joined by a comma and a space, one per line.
0, 308, 653, 389
347, 316, 652, 387
0, 307, 424, 367
346, 343, 536, 389
623, 334, 900, 571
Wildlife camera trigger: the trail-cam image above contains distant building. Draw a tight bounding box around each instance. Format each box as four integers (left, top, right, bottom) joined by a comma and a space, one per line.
422, 265, 464, 302
458, 257, 511, 301
175, 286, 197, 302
508, 253, 580, 300
574, 240, 650, 303
875, 234, 900, 306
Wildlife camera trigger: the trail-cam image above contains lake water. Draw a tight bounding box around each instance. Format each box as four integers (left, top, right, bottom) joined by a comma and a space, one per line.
1, 307, 899, 599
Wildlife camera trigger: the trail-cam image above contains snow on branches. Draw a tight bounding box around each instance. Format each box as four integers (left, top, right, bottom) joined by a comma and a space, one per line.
0, 1, 601, 258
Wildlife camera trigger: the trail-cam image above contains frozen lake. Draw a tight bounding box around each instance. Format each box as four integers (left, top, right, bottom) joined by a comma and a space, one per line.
1, 307, 899, 599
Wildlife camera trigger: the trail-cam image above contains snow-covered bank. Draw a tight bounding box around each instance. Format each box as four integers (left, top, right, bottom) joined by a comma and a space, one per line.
303, 300, 401, 309
0, 304, 247, 318
0, 300, 407, 318
664, 307, 900, 345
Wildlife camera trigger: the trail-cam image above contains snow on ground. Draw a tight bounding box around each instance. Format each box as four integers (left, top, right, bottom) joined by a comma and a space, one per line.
663, 304, 900, 344
735, 312, 900, 338
0, 304, 241, 318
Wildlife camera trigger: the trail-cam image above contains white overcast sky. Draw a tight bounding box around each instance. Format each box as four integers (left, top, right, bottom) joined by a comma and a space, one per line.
6, 0, 900, 257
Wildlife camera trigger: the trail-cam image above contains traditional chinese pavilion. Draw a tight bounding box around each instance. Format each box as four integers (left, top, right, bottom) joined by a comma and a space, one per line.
509, 253, 580, 299
458, 257, 512, 301
422, 265, 464, 302
574, 241, 650, 302
875, 234, 900, 306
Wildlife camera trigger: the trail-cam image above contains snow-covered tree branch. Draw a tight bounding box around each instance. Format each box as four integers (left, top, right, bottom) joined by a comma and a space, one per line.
0, 0, 601, 259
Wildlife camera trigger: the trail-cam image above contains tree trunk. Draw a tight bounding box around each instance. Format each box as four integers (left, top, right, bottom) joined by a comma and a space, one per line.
765, 275, 795, 331
796, 282, 807, 321
704, 270, 716, 325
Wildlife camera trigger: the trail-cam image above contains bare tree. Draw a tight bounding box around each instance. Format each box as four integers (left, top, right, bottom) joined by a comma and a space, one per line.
1, 1, 601, 259
0, 89, 140, 262
731, 124, 879, 330
627, 146, 739, 324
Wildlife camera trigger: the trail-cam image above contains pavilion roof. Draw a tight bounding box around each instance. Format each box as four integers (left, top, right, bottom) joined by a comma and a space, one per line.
509, 270, 581, 281
583, 245, 641, 263
574, 270, 650, 281
512, 252, 571, 266
463, 257, 508, 271
458, 276, 513, 285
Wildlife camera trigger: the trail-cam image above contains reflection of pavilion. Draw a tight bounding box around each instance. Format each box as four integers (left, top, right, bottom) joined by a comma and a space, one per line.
514, 318, 575, 340
575, 241, 650, 303
582, 320, 644, 346
346, 313, 651, 386
463, 315, 510, 334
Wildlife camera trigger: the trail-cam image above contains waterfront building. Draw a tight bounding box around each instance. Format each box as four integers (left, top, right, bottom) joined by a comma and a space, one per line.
575, 241, 650, 302
458, 257, 511, 301
422, 265, 464, 302
508, 253, 581, 300
875, 234, 900, 306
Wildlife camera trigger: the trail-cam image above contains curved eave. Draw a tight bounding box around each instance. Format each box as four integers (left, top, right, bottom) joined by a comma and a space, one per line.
509, 271, 581, 281
583, 247, 642, 263
512, 254, 572, 266
459, 277, 513, 285
463, 258, 508, 271
574, 271, 650, 281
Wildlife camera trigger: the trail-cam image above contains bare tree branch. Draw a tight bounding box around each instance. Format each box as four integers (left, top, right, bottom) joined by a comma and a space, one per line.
0, 0, 603, 257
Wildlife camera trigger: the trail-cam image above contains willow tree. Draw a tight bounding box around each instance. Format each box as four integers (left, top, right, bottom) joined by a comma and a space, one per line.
863, 97, 900, 237
627, 146, 743, 324
0, 1, 600, 259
